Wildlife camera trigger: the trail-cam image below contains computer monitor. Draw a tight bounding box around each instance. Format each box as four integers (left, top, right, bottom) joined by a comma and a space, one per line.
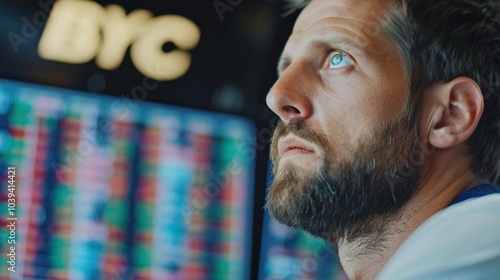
0, 78, 256, 280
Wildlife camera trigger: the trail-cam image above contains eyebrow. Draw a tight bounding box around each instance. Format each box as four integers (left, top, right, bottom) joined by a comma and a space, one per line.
277, 37, 367, 76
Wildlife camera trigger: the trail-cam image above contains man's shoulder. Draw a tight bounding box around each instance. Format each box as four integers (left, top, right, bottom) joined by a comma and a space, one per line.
377, 194, 500, 280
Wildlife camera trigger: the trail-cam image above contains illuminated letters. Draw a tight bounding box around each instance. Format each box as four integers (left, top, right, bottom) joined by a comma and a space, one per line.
38, 0, 201, 81
130, 16, 200, 81
38, 0, 104, 64
96, 5, 153, 70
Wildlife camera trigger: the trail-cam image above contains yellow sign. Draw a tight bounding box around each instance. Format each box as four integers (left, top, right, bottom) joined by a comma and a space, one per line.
38, 0, 201, 81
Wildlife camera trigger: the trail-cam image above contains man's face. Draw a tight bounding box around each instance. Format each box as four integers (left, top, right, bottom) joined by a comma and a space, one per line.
266, 0, 424, 243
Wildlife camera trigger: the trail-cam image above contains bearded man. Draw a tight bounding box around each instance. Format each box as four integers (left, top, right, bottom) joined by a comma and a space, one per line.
265, 0, 500, 279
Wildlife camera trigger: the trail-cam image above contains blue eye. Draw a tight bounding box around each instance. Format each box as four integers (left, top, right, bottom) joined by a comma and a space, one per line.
329, 51, 352, 69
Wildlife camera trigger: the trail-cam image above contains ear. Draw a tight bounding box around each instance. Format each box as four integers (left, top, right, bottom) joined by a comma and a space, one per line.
424, 77, 484, 149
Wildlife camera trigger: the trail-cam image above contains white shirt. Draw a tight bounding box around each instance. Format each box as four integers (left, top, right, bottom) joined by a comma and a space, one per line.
377, 194, 500, 280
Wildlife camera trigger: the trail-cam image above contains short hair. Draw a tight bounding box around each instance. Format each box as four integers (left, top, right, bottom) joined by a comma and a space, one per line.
285, 0, 500, 181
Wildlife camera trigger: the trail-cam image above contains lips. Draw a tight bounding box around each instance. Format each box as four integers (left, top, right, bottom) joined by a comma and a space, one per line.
278, 135, 316, 159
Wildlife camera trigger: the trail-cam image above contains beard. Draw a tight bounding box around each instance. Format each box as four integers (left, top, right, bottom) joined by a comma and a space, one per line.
266, 110, 424, 245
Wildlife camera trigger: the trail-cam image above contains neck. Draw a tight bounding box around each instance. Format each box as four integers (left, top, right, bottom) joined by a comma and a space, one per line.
337, 149, 486, 280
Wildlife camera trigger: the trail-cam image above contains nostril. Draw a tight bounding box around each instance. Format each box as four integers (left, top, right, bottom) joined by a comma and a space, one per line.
282, 105, 300, 114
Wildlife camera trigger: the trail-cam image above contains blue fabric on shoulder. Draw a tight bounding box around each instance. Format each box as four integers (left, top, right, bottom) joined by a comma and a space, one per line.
451, 183, 500, 205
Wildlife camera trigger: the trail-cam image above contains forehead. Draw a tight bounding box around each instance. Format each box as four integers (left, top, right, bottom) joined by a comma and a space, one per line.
296, 0, 393, 28
282, 0, 396, 61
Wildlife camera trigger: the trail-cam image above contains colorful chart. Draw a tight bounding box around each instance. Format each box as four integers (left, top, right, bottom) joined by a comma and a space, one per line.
0, 79, 255, 280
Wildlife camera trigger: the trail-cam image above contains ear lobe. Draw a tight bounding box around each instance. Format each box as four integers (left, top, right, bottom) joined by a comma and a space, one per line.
428, 78, 484, 149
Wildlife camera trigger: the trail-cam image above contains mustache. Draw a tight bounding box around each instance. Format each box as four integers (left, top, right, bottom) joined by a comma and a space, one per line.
271, 119, 327, 164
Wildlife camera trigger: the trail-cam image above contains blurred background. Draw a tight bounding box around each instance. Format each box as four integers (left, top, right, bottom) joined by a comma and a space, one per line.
0, 0, 346, 279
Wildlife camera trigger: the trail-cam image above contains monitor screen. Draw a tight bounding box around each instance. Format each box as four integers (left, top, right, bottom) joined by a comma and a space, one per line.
0, 78, 256, 280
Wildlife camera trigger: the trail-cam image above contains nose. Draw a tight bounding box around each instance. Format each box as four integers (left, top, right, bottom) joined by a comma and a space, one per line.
266, 67, 313, 122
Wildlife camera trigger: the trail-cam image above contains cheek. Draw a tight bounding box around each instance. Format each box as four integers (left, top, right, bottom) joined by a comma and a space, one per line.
314, 67, 407, 152
352, 72, 406, 129
313, 98, 360, 158
323, 88, 401, 152
319, 77, 380, 137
